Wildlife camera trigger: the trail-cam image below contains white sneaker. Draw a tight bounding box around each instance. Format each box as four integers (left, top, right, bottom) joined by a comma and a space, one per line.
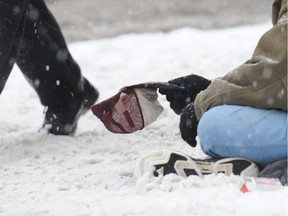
134, 150, 259, 178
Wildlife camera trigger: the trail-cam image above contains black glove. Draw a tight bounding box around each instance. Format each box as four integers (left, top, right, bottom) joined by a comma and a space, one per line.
159, 74, 211, 115
179, 103, 198, 147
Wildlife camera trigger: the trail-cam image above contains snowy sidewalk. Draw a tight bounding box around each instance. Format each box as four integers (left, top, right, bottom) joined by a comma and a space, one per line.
47, 0, 271, 42
0, 22, 287, 216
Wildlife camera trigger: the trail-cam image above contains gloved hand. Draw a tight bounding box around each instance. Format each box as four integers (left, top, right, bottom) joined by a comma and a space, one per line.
159, 74, 211, 115
179, 103, 198, 147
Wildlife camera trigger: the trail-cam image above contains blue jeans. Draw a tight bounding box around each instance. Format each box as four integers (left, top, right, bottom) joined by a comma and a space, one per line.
197, 105, 287, 167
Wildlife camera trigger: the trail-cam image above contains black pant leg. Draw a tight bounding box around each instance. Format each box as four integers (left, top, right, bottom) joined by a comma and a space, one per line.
0, 0, 29, 94
15, 0, 86, 108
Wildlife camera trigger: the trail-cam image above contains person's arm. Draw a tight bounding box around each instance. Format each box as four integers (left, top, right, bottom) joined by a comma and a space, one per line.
194, 0, 287, 120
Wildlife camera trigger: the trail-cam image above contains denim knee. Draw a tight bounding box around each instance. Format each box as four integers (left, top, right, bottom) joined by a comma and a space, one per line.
197, 105, 288, 166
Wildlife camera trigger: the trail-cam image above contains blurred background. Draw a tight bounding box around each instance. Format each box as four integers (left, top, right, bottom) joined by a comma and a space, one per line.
46, 0, 272, 42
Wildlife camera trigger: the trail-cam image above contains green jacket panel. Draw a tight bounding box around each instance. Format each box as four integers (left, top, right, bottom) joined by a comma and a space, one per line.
194, 0, 287, 120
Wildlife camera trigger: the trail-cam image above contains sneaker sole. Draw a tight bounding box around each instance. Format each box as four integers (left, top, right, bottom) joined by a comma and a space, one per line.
135, 150, 203, 178
134, 150, 259, 178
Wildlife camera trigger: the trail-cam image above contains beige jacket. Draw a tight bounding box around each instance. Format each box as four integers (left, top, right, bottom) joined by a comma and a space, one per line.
194, 0, 287, 120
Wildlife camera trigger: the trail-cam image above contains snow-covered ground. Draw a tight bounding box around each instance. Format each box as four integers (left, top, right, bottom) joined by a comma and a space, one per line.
0, 22, 287, 216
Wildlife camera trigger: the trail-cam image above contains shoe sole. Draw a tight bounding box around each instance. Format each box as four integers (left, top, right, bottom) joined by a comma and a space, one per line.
135, 150, 259, 178
135, 150, 203, 178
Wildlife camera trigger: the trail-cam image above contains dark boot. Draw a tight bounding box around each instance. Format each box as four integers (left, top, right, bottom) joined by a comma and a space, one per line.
42, 79, 99, 135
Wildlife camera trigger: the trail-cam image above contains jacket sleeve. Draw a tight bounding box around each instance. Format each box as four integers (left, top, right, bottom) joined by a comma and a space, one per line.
194, 0, 287, 120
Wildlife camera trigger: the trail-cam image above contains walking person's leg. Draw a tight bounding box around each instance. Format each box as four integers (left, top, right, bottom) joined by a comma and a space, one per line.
0, 0, 29, 93
16, 0, 94, 108
1, 0, 98, 135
